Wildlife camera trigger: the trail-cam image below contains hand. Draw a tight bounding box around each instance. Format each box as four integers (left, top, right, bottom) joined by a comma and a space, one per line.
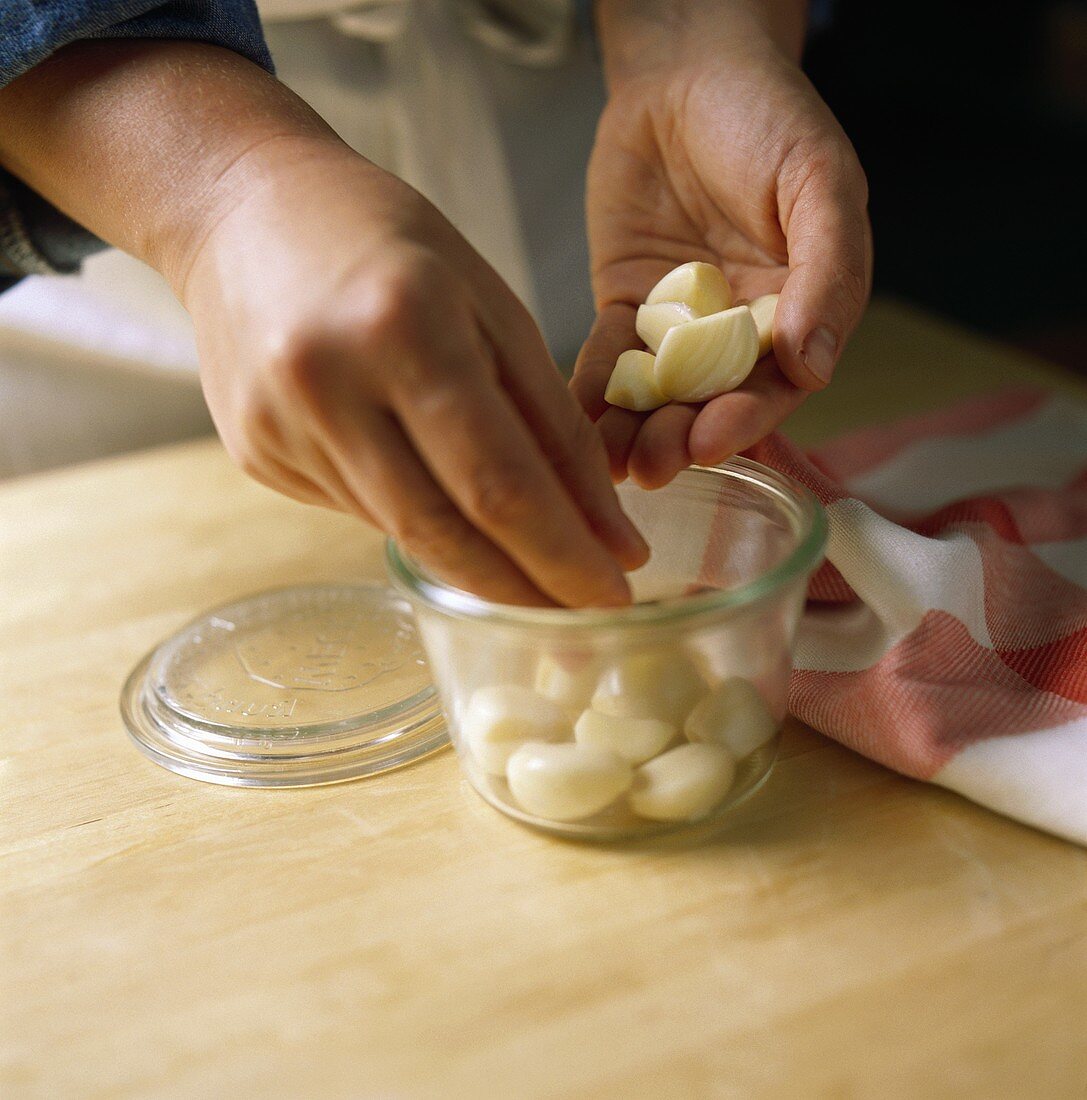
181, 141, 648, 606
0, 41, 646, 608
573, 13, 872, 488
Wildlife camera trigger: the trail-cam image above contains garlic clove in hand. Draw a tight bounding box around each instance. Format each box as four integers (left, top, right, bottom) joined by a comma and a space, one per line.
604, 349, 669, 412
645, 261, 733, 317
635, 301, 697, 355
654, 305, 759, 403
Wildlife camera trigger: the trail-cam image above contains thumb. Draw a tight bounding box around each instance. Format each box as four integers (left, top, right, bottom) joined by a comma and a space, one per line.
773, 146, 873, 390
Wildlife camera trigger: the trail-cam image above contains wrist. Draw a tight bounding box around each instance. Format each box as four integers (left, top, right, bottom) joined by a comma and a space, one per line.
177, 137, 422, 334
167, 132, 363, 307
0, 41, 346, 293
595, 0, 806, 89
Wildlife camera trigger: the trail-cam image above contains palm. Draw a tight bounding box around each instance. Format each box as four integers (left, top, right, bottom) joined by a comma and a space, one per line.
573, 60, 868, 489
590, 89, 790, 312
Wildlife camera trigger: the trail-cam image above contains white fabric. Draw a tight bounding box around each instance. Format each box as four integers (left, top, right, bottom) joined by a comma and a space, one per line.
0, 249, 197, 376
935, 718, 1087, 846
794, 500, 993, 673
847, 400, 1087, 513
746, 397, 1087, 847
382, 0, 540, 314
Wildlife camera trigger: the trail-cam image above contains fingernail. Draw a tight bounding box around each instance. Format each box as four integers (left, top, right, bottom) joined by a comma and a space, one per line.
801, 326, 839, 385
590, 571, 634, 608
614, 519, 650, 570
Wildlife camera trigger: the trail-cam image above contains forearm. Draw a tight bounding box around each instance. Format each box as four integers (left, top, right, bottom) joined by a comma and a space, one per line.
0, 39, 345, 292
595, 0, 809, 86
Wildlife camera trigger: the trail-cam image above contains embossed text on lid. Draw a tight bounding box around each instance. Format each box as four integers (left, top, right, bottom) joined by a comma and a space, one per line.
121, 584, 448, 787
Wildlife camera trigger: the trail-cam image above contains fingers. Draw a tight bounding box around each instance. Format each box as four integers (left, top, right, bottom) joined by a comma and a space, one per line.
363, 259, 648, 603
688, 355, 807, 465
323, 406, 554, 606
627, 403, 697, 489
239, 450, 342, 512
570, 302, 639, 422
571, 302, 647, 480
391, 362, 636, 607
219, 400, 356, 515
270, 256, 641, 607
569, 301, 802, 489
479, 300, 649, 571
774, 144, 873, 391
238, 384, 382, 524
595, 406, 645, 483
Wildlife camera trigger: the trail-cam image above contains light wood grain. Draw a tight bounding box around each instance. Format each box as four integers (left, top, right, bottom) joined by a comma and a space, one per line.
2, 300, 1085, 1099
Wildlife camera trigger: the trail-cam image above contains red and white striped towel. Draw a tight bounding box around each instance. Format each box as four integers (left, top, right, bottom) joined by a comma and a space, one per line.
748, 388, 1087, 846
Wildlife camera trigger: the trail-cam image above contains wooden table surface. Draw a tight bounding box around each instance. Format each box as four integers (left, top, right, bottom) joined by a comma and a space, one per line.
3, 300, 1085, 1099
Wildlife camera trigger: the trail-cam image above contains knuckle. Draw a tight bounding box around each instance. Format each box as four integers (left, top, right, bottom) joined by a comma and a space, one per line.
358, 273, 419, 347
231, 442, 273, 487
361, 254, 455, 342
409, 381, 463, 423
393, 504, 466, 564
360, 261, 468, 391
555, 408, 607, 482
237, 389, 284, 449
834, 261, 870, 316
265, 325, 337, 400
263, 254, 465, 400
464, 469, 531, 528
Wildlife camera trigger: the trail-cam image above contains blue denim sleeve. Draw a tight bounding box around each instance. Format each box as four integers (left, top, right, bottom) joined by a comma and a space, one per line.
0, 1, 272, 88
0, 1, 273, 290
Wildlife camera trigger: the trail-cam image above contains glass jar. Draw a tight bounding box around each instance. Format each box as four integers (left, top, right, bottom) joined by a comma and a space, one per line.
387, 458, 826, 841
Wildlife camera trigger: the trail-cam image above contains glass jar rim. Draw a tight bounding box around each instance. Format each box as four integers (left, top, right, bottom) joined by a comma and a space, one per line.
386, 457, 827, 629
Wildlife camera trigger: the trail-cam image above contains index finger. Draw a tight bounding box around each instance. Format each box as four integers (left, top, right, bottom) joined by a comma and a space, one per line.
391, 355, 638, 609
570, 301, 639, 421
475, 293, 648, 571
570, 301, 646, 481
688, 354, 807, 466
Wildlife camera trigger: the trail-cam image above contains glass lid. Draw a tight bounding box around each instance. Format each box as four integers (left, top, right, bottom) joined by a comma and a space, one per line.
121, 584, 448, 787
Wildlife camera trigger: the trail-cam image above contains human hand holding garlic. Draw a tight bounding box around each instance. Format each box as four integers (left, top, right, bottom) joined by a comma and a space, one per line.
573, 0, 873, 488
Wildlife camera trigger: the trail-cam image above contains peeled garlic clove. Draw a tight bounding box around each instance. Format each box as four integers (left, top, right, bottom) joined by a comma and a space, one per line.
629, 743, 736, 822
654, 305, 759, 403
462, 684, 569, 776
748, 293, 778, 358
684, 677, 779, 760
604, 349, 668, 412
636, 301, 697, 354
574, 708, 676, 765
591, 650, 706, 727
645, 262, 733, 317
534, 651, 599, 715
506, 742, 632, 821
